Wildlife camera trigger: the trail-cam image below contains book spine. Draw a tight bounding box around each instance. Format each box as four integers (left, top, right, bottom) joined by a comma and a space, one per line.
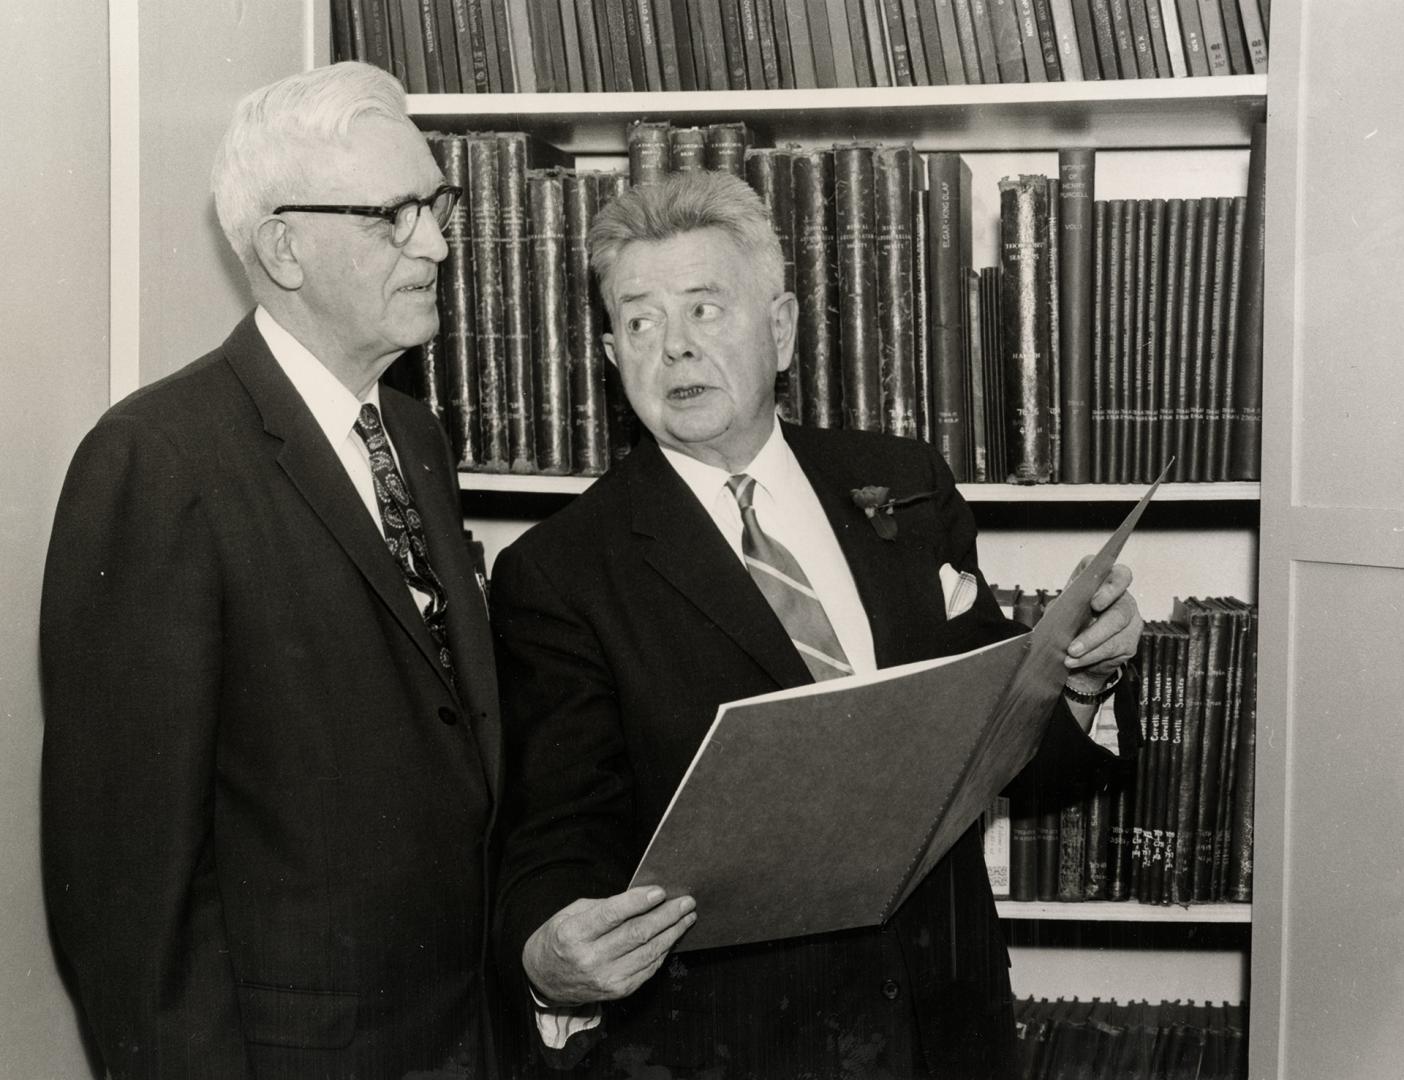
927, 153, 973, 478
452, 0, 488, 93
486, 0, 516, 90
572, 0, 606, 91
383, 0, 412, 87
1131, 199, 1151, 482
333, 0, 358, 63
547, 1, 581, 90
466, 137, 509, 472
1171, 198, 1199, 481
930, 0, 966, 83
1142, 0, 1172, 75
396, 0, 429, 92
694, 0, 731, 89
1107, 0, 1139, 79
497, 134, 537, 474
564, 174, 608, 477
982, 267, 1008, 479
1035, 785, 1059, 901
1116, 199, 1136, 483
667, 0, 698, 88
1056, 794, 1086, 901
805, 0, 839, 86
419, 0, 450, 91
1229, 122, 1266, 479
669, 126, 708, 173
1058, 148, 1094, 483
878, 0, 916, 84
835, 145, 883, 432
1144, 199, 1166, 481
1103, 199, 1123, 483
429, 135, 477, 468
1204, 196, 1235, 480
1158, 199, 1183, 476
860, 0, 893, 85
793, 149, 845, 429
1155, 627, 1185, 903
913, 0, 948, 84
983, 797, 1012, 899
1125, 0, 1157, 76
987, 0, 1028, 81
595, 173, 640, 462
968, 0, 1003, 82
627, 120, 672, 187
1046, 178, 1060, 481
1174, 0, 1210, 76
736, 0, 767, 87
1226, 606, 1257, 901
1048, 0, 1085, 79
1030, 0, 1065, 78
913, 183, 934, 444
601, 0, 636, 89
949, 0, 983, 82
1158, 0, 1187, 77
768, 0, 798, 87
704, 122, 752, 177
1186, 197, 1217, 482
1196, 0, 1232, 73
528, 170, 571, 476
1237, 0, 1267, 72
746, 149, 801, 421
753, 0, 783, 88
1169, 600, 1207, 904
875, 146, 918, 438
1211, 600, 1248, 898
590, 0, 618, 90
1009, 777, 1039, 901
1012, 0, 1048, 81
1105, 764, 1134, 900
1088, 0, 1120, 78
1192, 603, 1232, 900
649, 0, 684, 89
1091, 200, 1108, 481
839, 0, 874, 86
965, 269, 987, 478
1068, 0, 1102, 77
781, 0, 819, 88
1081, 784, 1109, 900
999, 175, 1054, 483
363, 0, 395, 73
900, 0, 934, 84
1128, 628, 1155, 897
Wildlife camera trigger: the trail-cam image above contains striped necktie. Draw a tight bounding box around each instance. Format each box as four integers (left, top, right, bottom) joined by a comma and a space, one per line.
728, 474, 854, 682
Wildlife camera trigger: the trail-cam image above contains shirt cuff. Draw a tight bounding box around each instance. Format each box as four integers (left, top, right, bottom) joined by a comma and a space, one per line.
530, 985, 603, 1050
1090, 693, 1122, 755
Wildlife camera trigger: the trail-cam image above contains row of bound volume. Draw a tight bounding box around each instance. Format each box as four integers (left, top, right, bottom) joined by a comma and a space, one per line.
332, 0, 1270, 94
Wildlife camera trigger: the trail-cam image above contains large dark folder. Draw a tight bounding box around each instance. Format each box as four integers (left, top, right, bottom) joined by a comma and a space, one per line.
630, 466, 1167, 952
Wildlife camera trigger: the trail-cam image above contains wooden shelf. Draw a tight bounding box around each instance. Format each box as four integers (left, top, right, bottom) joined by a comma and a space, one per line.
996, 901, 1251, 923
409, 76, 1265, 153
457, 473, 1259, 502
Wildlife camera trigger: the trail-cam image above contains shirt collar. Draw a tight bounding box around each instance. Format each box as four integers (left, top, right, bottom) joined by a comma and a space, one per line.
658, 419, 795, 510
255, 305, 382, 446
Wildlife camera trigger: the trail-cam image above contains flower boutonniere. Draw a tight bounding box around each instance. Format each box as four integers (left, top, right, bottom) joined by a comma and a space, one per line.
850, 485, 939, 541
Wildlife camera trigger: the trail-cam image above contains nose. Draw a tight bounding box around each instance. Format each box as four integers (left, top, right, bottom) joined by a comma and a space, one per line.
405, 205, 449, 263
662, 314, 695, 364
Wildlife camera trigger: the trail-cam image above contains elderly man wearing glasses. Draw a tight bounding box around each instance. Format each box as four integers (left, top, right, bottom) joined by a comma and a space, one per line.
40, 62, 498, 1079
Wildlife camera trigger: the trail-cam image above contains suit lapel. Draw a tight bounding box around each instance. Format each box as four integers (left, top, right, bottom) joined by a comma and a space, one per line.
221, 315, 454, 698
784, 425, 948, 670
627, 438, 813, 690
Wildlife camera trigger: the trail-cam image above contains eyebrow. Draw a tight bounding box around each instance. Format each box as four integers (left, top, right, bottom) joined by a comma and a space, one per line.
616, 282, 725, 306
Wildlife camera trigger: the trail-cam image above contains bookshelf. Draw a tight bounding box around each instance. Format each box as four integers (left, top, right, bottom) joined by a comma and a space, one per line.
412, 75, 1264, 1012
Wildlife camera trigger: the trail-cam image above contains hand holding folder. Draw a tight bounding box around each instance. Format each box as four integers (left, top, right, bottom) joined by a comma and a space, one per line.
629, 469, 1166, 952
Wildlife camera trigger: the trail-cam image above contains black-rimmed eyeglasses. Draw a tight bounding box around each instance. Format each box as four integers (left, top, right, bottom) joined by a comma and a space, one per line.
272, 184, 462, 248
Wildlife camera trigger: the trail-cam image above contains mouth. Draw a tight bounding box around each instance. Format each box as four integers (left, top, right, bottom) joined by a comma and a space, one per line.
667, 384, 711, 401
397, 279, 437, 296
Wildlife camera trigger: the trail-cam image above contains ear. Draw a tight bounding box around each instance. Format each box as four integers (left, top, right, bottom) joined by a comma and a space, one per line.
252, 215, 304, 291
770, 291, 798, 373
602, 332, 617, 368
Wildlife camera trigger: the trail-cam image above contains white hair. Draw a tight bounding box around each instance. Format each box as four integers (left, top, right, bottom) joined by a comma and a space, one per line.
211, 61, 411, 270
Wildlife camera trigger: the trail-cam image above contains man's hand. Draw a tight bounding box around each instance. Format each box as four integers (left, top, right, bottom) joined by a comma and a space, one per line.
523, 886, 697, 1006
1063, 557, 1143, 694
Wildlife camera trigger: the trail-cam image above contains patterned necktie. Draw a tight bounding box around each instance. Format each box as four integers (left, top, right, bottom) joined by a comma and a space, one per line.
353, 402, 455, 683
728, 474, 854, 682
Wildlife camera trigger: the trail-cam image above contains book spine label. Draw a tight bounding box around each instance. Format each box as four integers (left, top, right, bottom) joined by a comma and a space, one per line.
1107, 0, 1138, 79
999, 175, 1054, 483
528, 170, 571, 475
1058, 148, 1094, 483
1237, 0, 1268, 72
878, 0, 915, 85
466, 137, 509, 471
794, 150, 844, 429
564, 174, 608, 476
835, 146, 883, 432
1170, 602, 1206, 904
927, 153, 972, 478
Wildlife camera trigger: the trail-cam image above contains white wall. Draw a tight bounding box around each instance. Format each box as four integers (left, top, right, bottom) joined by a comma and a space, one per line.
0, 2, 112, 1076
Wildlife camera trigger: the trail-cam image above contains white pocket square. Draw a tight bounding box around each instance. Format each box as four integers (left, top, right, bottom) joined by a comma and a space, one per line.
939, 563, 978, 619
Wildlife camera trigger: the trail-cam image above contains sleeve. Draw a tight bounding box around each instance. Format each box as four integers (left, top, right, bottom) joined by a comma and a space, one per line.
488, 539, 635, 1065
40, 415, 251, 1078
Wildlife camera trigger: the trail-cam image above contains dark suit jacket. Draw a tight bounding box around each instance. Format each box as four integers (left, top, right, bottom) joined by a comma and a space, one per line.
40, 313, 501, 1079
490, 424, 1136, 1079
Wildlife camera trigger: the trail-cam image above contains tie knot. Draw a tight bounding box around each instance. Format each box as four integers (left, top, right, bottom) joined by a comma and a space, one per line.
354, 402, 385, 449
727, 474, 756, 512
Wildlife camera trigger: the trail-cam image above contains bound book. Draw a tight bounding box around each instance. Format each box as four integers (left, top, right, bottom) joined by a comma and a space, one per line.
629, 471, 1165, 951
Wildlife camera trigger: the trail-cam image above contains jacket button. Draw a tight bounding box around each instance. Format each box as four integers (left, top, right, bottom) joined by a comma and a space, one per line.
881, 979, 900, 1001
438, 706, 459, 726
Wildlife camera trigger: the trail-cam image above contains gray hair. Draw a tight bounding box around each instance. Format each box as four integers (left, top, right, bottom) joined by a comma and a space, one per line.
211, 61, 411, 270
588, 171, 785, 304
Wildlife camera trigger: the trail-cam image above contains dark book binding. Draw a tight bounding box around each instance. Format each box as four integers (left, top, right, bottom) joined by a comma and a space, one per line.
1157, 199, 1184, 478
1226, 603, 1257, 901
627, 120, 672, 187
669, 126, 708, 173
1171, 198, 1200, 483
1030, 0, 1064, 78
834, 145, 883, 432
1058, 149, 1094, 483
746, 149, 800, 422
1186, 197, 1218, 483
1130, 199, 1151, 483
1083, 783, 1111, 900
927, 153, 973, 478
1069, 0, 1102, 77
875, 146, 919, 439
1125, 0, 1156, 76
1196, 0, 1231, 74
1143, 199, 1167, 483
1009, 775, 1039, 902
987, 0, 1028, 81
1203, 196, 1236, 482
1191, 598, 1233, 900
497, 134, 538, 475
999, 175, 1054, 483
1046, 179, 1061, 481
1102, 200, 1124, 484
912, 183, 934, 444
934, 0, 969, 83
793, 149, 844, 429
704, 122, 753, 177
564, 174, 609, 476
965, 268, 988, 478
1169, 598, 1208, 904
967, 0, 1002, 84
1056, 793, 1086, 901
1229, 122, 1266, 480
528, 169, 572, 476
1116, 199, 1137, 484
1107, 0, 1139, 79
1087, 0, 1120, 78
780, 0, 819, 89
1174, 0, 1210, 76
432, 0, 463, 91
427, 135, 480, 470
804, 0, 838, 87
1216, 196, 1247, 483
465, 136, 509, 472
1091, 200, 1108, 482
